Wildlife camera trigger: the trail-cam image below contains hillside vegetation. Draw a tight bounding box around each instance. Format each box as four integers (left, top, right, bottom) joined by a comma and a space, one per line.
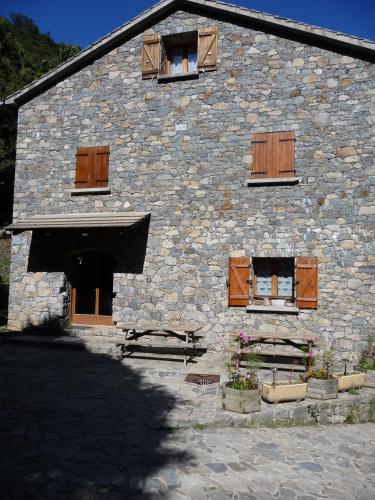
0, 14, 80, 322
0, 13, 80, 225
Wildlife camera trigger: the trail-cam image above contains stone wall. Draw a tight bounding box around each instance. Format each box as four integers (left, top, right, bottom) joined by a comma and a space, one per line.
8, 9, 375, 361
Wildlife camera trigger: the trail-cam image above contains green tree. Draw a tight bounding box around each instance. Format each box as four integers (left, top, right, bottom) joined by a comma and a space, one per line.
0, 14, 80, 225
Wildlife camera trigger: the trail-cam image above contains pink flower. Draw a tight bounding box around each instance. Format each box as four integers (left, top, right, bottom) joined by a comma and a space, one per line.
307, 352, 313, 357
243, 347, 249, 353
239, 331, 245, 339
247, 335, 253, 342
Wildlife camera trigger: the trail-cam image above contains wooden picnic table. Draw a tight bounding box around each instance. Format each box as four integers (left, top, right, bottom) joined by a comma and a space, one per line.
230, 331, 319, 370
115, 321, 204, 365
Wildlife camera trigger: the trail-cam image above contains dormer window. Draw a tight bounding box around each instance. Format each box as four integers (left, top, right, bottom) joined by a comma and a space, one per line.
141, 27, 218, 80
164, 32, 198, 76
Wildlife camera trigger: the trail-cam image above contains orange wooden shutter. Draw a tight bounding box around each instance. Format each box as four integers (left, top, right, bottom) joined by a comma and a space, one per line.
251, 134, 272, 178
295, 257, 318, 309
228, 257, 250, 306
142, 34, 161, 78
198, 27, 218, 71
93, 146, 109, 187
273, 131, 295, 178
75, 148, 92, 188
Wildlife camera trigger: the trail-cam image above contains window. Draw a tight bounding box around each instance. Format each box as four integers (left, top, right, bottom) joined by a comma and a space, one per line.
75, 146, 109, 189
141, 27, 218, 79
166, 42, 197, 76
251, 131, 296, 179
228, 256, 318, 309
253, 258, 294, 303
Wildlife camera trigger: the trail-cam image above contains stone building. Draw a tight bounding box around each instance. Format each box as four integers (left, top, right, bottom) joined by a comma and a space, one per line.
3, 0, 375, 361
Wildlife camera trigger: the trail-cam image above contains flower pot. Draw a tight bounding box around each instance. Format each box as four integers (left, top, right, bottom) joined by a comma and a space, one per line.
333, 371, 365, 391
221, 386, 261, 414
306, 378, 338, 400
262, 381, 307, 403
271, 299, 286, 307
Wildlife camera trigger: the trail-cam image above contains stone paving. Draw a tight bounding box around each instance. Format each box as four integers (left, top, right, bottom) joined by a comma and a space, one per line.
1, 344, 375, 499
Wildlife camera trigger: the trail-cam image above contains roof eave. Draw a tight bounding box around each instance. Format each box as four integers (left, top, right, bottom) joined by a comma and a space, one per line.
2, 0, 375, 107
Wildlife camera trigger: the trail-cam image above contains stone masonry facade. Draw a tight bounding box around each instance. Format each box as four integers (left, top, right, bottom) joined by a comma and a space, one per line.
8, 8, 375, 361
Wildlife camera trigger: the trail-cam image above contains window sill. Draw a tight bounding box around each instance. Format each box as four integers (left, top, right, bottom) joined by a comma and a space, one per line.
70, 188, 111, 196
245, 177, 301, 187
157, 71, 199, 83
246, 305, 299, 314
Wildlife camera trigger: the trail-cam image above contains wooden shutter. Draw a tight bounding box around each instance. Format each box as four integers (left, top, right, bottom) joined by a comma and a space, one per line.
251, 134, 272, 178
75, 148, 92, 188
142, 34, 161, 78
228, 257, 250, 306
92, 146, 109, 187
295, 257, 318, 309
273, 131, 296, 178
198, 27, 218, 71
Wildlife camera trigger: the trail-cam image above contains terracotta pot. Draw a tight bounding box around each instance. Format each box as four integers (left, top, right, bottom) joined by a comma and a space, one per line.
306, 378, 338, 400
221, 386, 261, 414
333, 371, 365, 391
262, 381, 307, 403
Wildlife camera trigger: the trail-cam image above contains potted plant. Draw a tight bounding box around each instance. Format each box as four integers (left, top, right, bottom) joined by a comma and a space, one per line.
222, 331, 261, 414
303, 344, 338, 400
262, 359, 308, 404
356, 335, 375, 388
332, 358, 365, 392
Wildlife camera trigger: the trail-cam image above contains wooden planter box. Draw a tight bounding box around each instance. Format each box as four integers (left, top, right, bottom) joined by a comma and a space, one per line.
222, 386, 261, 414
262, 382, 307, 403
306, 378, 338, 400
333, 371, 365, 391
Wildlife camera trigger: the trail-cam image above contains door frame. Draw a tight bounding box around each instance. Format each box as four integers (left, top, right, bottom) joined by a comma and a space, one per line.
69, 250, 113, 326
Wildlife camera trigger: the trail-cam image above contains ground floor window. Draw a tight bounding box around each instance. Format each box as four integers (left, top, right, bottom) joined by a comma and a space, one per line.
228, 256, 318, 309
253, 258, 294, 304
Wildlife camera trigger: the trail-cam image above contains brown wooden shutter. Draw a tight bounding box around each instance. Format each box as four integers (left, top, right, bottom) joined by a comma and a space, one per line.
75, 148, 92, 188
228, 257, 250, 306
251, 134, 272, 178
295, 257, 318, 309
142, 34, 161, 78
198, 27, 218, 71
273, 131, 296, 178
92, 146, 109, 187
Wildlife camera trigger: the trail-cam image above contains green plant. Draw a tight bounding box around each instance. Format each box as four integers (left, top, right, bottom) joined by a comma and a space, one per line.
348, 389, 360, 395
301, 342, 336, 382
226, 331, 260, 390
359, 335, 375, 371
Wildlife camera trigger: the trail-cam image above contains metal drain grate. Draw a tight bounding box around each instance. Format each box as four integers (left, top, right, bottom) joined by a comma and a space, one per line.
185, 373, 220, 385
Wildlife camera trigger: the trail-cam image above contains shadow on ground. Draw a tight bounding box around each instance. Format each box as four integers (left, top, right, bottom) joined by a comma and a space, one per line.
0, 341, 191, 500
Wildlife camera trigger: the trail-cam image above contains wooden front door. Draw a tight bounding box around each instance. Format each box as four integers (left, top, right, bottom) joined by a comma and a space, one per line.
70, 251, 113, 326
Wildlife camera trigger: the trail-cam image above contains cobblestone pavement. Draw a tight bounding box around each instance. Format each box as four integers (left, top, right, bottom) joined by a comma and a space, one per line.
1, 344, 374, 499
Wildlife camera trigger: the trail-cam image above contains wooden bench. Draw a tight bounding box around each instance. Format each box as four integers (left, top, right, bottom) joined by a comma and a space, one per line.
115, 321, 204, 365
230, 331, 319, 371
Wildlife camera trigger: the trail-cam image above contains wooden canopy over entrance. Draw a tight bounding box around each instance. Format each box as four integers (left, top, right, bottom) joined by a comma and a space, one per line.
7, 212, 150, 230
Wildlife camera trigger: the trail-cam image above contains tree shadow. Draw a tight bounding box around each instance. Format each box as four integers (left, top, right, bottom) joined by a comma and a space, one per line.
0, 335, 191, 499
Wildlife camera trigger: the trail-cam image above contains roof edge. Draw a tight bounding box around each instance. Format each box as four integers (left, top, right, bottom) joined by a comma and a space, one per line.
2, 0, 375, 107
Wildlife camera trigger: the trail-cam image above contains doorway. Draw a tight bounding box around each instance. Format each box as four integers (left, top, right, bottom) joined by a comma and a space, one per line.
70, 251, 113, 326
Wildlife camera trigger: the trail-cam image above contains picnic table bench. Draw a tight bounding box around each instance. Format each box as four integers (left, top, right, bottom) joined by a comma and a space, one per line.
115, 321, 204, 365
230, 331, 320, 371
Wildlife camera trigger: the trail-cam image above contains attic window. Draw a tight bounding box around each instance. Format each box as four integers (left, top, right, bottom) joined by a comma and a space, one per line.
141, 27, 218, 80
163, 31, 198, 76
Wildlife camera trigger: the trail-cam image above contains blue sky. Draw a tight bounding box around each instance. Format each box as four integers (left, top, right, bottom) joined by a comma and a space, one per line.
1, 0, 374, 49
